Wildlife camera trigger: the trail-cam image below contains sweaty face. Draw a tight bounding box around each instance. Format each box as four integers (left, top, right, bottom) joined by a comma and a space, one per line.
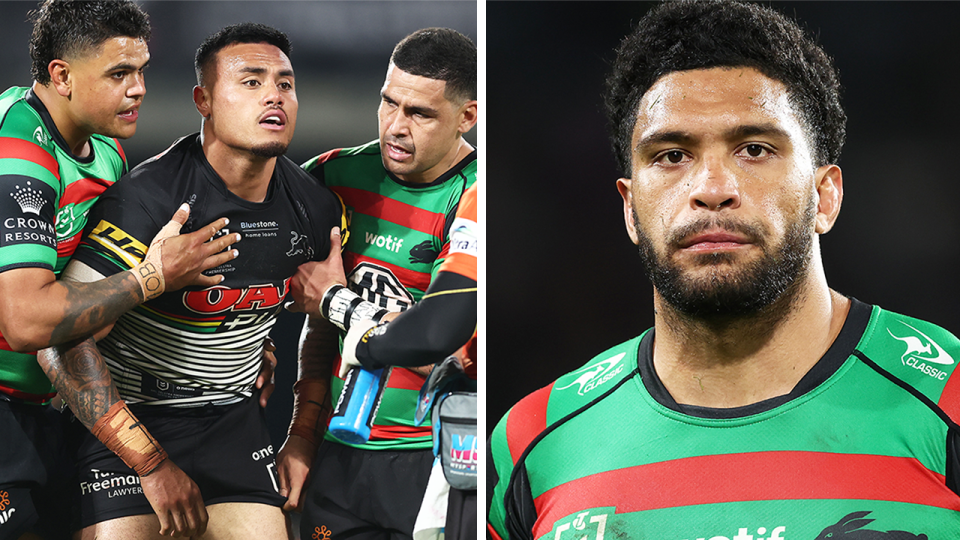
378, 65, 473, 184
621, 67, 822, 319
68, 36, 149, 141
202, 42, 297, 158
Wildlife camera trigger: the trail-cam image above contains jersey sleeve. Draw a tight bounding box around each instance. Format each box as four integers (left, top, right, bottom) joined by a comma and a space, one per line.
72, 178, 159, 277
0, 112, 61, 273
438, 183, 477, 281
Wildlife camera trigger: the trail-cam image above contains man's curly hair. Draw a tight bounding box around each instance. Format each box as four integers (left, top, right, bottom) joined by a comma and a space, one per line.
604, 0, 845, 175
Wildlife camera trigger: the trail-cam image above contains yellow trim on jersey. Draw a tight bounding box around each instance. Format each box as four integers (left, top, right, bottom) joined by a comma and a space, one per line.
87, 219, 148, 269
421, 286, 477, 301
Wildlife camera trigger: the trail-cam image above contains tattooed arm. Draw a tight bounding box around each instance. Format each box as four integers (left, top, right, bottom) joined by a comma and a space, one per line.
0, 205, 238, 352
277, 314, 340, 511
39, 335, 209, 536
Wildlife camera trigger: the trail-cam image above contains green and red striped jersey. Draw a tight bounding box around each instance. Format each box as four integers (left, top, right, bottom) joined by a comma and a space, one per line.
489, 299, 960, 539
303, 139, 476, 450
0, 87, 126, 402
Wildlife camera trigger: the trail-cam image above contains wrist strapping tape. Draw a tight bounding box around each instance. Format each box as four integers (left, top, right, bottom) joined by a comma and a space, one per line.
320, 285, 388, 332
91, 400, 167, 476
288, 378, 330, 447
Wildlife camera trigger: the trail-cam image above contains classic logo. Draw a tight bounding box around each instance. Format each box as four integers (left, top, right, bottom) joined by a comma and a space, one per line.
0, 489, 13, 524
313, 526, 332, 540
888, 321, 954, 380
10, 181, 44, 215
814, 511, 927, 539
555, 352, 626, 396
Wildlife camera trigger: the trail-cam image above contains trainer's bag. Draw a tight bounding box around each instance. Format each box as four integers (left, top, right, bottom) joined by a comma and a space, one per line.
432, 391, 477, 490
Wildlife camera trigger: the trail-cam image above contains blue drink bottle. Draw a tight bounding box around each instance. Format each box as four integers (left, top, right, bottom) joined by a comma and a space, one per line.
328, 366, 391, 444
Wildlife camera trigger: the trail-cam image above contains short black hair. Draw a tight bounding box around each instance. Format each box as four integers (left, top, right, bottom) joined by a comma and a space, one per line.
195, 23, 292, 86
29, 0, 151, 85
605, 0, 845, 175
390, 28, 476, 103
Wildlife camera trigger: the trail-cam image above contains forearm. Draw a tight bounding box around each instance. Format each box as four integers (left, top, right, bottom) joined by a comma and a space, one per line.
38, 336, 121, 429
1, 269, 143, 352
357, 272, 477, 370
288, 315, 340, 445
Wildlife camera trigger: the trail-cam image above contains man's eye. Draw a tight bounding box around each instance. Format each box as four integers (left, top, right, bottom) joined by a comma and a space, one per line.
744, 144, 767, 157
663, 150, 685, 164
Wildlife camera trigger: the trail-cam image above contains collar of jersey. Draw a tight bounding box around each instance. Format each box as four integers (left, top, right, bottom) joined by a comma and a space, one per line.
26, 89, 97, 164
384, 148, 477, 189
635, 297, 872, 421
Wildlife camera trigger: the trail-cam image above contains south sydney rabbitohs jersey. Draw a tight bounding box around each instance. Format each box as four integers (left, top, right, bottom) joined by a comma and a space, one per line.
73, 134, 345, 407
489, 299, 960, 540
303, 139, 476, 450
0, 87, 126, 401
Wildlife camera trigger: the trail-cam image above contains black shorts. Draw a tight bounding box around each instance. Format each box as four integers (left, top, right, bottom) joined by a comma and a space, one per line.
68, 393, 285, 530
445, 487, 476, 540
300, 442, 433, 540
0, 398, 74, 540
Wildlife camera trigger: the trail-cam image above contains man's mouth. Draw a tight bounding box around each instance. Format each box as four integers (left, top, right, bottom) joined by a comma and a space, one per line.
259, 110, 287, 130
118, 108, 139, 122
385, 142, 412, 161
678, 231, 752, 252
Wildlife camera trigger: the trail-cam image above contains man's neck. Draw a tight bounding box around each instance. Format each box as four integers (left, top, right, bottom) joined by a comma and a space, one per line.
651, 265, 851, 409
31, 82, 91, 157
201, 135, 275, 203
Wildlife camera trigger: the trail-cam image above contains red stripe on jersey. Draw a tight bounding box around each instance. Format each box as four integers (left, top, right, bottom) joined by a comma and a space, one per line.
57, 232, 81, 259
59, 176, 113, 208
506, 383, 554, 464
0, 382, 54, 403
371, 424, 430, 439
488, 524, 504, 540
531, 451, 960, 537
939, 371, 960, 423
112, 138, 126, 164
343, 252, 432, 294
333, 185, 444, 237
315, 148, 341, 165
0, 137, 59, 181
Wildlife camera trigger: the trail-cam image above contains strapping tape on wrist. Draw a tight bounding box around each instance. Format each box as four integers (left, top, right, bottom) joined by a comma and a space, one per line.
320, 285, 388, 332
289, 378, 330, 447
91, 400, 167, 476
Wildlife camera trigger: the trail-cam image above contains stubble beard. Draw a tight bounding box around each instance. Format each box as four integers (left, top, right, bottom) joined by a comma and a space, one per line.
251, 142, 288, 158
634, 196, 816, 323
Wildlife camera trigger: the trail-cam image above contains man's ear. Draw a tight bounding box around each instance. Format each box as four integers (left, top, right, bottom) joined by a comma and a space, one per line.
193, 85, 211, 118
617, 178, 640, 244
48, 60, 71, 98
458, 100, 478, 134
814, 164, 843, 234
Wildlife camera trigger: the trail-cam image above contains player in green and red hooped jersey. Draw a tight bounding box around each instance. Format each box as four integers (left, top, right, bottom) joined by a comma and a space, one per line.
279, 27, 477, 540
0, 2, 240, 538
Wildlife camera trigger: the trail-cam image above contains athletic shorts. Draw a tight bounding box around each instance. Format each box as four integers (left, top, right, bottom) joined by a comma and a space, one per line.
0, 397, 74, 540
300, 442, 433, 540
68, 393, 285, 530
445, 487, 476, 540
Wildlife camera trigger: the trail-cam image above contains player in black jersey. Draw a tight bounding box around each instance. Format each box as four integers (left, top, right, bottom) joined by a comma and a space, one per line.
46, 23, 345, 539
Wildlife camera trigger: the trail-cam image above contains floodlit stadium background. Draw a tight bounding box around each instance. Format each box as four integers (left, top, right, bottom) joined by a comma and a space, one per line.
0, 0, 476, 455
489, 2, 960, 430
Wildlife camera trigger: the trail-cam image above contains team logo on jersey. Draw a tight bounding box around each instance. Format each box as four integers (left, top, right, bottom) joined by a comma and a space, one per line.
888, 321, 954, 380
408, 239, 438, 264
815, 511, 927, 539
556, 352, 626, 396
10, 181, 44, 215
313, 526, 332, 540
286, 231, 313, 258
33, 126, 48, 146
347, 262, 414, 312
0, 490, 13, 525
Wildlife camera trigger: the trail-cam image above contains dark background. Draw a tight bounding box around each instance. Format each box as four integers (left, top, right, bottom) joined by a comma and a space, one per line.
488, 2, 960, 431
0, 0, 477, 450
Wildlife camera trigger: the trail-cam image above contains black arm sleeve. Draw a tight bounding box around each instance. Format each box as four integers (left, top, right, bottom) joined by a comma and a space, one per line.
355, 271, 477, 369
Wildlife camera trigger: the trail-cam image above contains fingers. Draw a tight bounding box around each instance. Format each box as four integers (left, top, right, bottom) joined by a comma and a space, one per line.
327, 227, 342, 263
264, 336, 277, 352
170, 202, 190, 226
157, 512, 173, 536
170, 511, 186, 537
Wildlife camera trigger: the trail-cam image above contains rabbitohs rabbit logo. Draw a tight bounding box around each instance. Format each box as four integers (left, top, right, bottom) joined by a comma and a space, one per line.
814, 511, 927, 540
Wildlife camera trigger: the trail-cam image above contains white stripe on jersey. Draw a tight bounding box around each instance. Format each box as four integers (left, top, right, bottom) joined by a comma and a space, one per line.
99, 307, 278, 407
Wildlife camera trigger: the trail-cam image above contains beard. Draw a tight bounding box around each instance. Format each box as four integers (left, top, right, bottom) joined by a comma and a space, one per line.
251, 142, 288, 158
634, 196, 816, 320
